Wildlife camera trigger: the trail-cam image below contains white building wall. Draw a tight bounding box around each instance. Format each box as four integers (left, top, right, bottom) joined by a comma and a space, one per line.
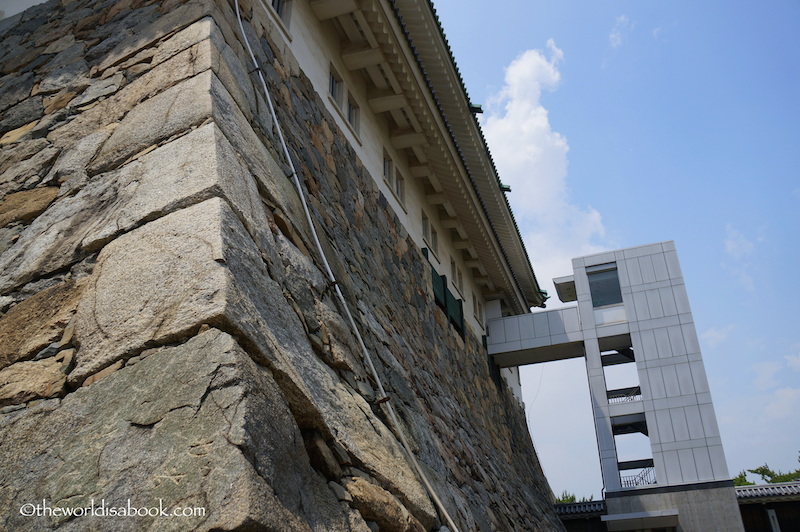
262, 2, 488, 336
577, 241, 729, 490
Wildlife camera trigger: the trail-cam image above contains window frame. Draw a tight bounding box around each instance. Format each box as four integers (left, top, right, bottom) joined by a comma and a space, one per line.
329, 69, 344, 108
587, 263, 624, 309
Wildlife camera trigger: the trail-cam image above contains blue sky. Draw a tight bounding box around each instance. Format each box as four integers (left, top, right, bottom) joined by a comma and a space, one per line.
434, 0, 800, 498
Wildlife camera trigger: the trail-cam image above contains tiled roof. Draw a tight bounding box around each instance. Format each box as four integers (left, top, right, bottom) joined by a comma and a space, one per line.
554, 500, 607, 518
736, 481, 800, 502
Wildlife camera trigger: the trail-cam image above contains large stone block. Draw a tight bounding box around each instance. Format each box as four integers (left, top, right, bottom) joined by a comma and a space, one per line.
0, 122, 267, 293
69, 197, 253, 382
70, 196, 436, 526
0, 328, 356, 531
0, 279, 85, 369
88, 71, 216, 174
0, 357, 66, 407
46, 23, 218, 150
95, 0, 217, 72
0, 187, 59, 229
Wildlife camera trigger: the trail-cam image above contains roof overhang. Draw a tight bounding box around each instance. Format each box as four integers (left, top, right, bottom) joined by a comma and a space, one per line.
311, 0, 545, 312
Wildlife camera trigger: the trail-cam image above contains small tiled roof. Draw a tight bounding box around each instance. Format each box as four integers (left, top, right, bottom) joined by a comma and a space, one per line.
736, 481, 800, 503
554, 500, 607, 518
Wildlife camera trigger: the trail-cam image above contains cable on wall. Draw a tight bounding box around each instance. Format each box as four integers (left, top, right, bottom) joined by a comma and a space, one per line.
233, 2, 461, 530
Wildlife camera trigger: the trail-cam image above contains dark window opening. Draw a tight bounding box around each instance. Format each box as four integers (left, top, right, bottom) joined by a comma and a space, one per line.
587, 264, 623, 308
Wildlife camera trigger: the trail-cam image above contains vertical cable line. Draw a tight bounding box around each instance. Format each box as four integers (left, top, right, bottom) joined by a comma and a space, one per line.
233, 2, 460, 530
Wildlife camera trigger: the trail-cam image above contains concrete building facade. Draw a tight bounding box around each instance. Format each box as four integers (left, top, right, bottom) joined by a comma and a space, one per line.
488, 242, 744, 531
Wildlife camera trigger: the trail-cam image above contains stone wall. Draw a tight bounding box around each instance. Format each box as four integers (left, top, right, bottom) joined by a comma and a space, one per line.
0, 0, 564, 530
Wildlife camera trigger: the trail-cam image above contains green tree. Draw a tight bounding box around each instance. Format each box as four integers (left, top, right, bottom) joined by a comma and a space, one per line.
556, 490, 594, 503
733, 470, 754, 486
740, 451, 800, 484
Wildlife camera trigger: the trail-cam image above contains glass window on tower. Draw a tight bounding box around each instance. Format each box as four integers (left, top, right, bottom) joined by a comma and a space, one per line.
587, 264, 623, 308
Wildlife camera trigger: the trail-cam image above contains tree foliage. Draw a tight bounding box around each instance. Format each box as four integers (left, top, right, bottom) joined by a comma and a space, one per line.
556, 490, 594, 503
733, 470, 754, 486
736, 451, 800, 485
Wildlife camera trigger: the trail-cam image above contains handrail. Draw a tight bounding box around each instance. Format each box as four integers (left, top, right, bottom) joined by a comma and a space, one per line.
607, 386, 642, 404
620, 467, 656, 488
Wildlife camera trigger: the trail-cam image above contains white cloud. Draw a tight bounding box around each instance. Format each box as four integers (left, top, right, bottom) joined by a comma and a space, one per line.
786, 353, 800, 372
764, 387, 800, 419
701, 324, 736, 347
724, 224, 754, 259
722, 224, 758, 291
752, 361, 781, 391
482, 41, 608, 299
609, 15, 631, 49
483, 43, 610, 498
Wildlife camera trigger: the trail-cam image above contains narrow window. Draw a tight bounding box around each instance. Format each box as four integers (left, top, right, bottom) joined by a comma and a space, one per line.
587, 264, 623, 308
383, 153, 394, 185
422, 212, 430, 241
329, 70, 343, 107
395, 172, 405, 203
347, 95, 359, 133
450, 258, 457, 282
457, 268, 463, 292
430, 227, 438, 255
271, 0, 285, 17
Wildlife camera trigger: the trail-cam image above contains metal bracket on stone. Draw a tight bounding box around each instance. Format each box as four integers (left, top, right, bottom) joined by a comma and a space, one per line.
322, 280, 338, 298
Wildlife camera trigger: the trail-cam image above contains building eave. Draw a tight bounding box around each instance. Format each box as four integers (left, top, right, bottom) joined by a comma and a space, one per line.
392, 0, 546, 311
311, 0, 545, 313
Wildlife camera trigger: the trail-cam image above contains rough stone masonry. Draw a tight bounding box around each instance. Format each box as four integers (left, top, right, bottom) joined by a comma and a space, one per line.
0, 0, 566, 530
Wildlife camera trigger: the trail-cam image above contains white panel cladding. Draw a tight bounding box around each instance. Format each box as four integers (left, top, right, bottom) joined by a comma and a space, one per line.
693, 447, 715, 480
548, 311, 567, 335
709, 445, 730, 478
664, 249, 683, 279
639, 254, 657, 284
675, 363, 696, 396
638, 329, 658, 361
663, 450, 682, 484
656, 409, 675, 442
574, 266, 590, 295
652, 250, 670, 281
689, 361, 711, 394
659, 286, 678, 316
625, 257, 643, 286
653, 328, 672, 358
682, 324, 702, 355
532, 312, 550, 337
679, 448, 699, 482
699, 403, 721, 438
667, 326, 687, 356
670, 408, 691, 441
493, 241, 731, 492
633, 291, 651, 320
487, 318, 505, 343
504, 316, 521, 342
661, 365, 681, 397
673, 283, 692, 314
645, 289, 664, 319
644, 409, 660, 442
647, 367, 667, 400
684, 405, 705, 440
